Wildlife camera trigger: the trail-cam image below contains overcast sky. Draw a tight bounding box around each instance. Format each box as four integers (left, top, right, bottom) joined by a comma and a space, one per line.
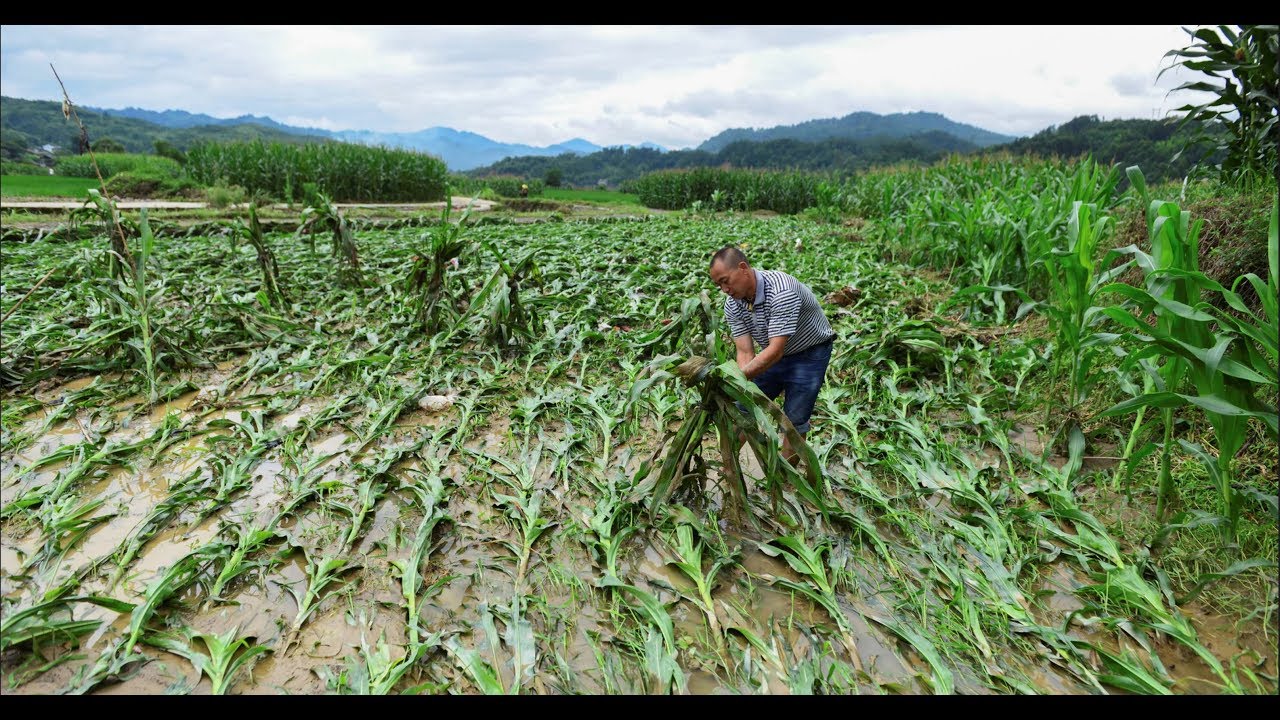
0, 25, 1216, 150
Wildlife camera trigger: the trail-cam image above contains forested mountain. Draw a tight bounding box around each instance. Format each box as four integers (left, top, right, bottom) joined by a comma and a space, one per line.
97, 106, 329, 136
470, 116, 1217, 188
698, 110, 1015, 152
999, 114, 1222, 180
469, 132, 982, 188
0, 97, 332, 155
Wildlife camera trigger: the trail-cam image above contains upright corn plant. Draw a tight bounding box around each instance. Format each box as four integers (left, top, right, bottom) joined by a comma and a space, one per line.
1161, 25, 1279, 188
1096, 168, 1278, 535
72, 188, 135, 280
298, 192, 362, 286
1026, 200, 1134, 465
88, 208, 172, 405
406, 189, 474, 331
471, 237, 539, 350
237, 203, 287, 312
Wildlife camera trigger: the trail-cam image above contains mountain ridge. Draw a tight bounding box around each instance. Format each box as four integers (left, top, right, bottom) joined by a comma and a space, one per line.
5, 95, 1019, 174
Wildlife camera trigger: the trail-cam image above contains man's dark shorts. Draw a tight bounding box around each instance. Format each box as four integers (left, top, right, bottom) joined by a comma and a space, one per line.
740, 338, 833, 434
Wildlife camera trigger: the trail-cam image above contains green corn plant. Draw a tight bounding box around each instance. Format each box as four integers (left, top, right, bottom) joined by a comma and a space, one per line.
2, 435, 148, 519
573, 383, 624, 468
330, 474, 388, 552
1206, 192, 1278, 384
631, 291, 729, 364
204, 518, 286, 605
444, 640, 506, 694
297, 192, 363, 286
23, 495, 112, 574
285, 549, 362, 642
388, 468, 451, 647
1162, 25, 1279, 188
406, 188, 475, 331
142, 623, 271, 695
469, 239, 540, 350
1096, 168, 1277, 534
235, 202, 287, 312
1029, 200, 1133, 413
85, 208, 185, 405
491, 487, 556, 591
579, 490, 637, 586
66, 549, 208, 694
661, 521, 739, 656
442, 599, 537, 695
1090, 643, 1174, 694
75, 188, 135, 279
319, 629, 438, 695
1077, 564, 1244, 693
612, 583, 686, 694
756, 533, 864, 674
1, 587, 133, 652
633, 355, 829, 529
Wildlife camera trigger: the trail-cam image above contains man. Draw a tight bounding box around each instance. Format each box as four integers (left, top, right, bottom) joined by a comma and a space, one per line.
708, 246, 835, 463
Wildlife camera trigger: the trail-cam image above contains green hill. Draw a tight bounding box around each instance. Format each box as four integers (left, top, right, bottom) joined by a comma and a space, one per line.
698, 110, 1015, 152
0, 96, 333, 156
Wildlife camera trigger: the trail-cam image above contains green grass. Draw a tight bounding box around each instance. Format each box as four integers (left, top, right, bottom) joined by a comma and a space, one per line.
544, 188, 642, 207
2, 175, 100, 199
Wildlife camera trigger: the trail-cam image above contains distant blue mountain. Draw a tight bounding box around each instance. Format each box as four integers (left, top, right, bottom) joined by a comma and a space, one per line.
99, 106, 329, 137
91, 105, 667, 171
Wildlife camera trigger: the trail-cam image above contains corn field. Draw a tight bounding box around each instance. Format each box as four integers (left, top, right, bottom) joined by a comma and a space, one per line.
1, 157, 1276, 695
184, 139, 449, 203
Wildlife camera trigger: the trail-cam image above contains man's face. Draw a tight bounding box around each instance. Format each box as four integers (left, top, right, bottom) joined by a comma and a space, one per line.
710, 260, 752, 301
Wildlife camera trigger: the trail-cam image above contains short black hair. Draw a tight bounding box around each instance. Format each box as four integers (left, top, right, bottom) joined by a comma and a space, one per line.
710, 246, 748, 270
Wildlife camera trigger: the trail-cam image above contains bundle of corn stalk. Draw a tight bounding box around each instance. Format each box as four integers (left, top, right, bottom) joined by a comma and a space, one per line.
630, 355, 832, 532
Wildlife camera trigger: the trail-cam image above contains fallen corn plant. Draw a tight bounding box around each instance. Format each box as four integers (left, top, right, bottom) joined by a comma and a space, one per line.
142, 623, 271, 695
632, 355, 830, 529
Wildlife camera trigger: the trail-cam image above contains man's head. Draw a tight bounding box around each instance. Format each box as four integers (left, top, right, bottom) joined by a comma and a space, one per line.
709, 246, 753, 301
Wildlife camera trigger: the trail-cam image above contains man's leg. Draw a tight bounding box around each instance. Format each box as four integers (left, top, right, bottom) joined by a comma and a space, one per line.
778, 341, 833, 465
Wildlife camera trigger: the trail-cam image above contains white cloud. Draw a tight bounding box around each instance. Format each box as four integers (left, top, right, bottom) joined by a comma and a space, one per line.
0, 24, 1220, 149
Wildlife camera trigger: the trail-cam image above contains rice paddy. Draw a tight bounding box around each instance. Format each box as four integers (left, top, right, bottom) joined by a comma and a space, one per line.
1, 162, 1276, 695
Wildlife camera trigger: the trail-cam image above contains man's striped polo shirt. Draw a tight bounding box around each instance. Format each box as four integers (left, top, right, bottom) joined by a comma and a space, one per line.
723, 269, 834, 356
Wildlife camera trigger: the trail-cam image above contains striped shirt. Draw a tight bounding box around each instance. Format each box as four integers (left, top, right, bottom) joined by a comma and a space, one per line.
724, 269, 834, 356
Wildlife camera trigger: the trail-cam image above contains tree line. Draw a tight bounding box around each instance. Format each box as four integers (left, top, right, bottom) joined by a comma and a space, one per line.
469, 116, 1223, 189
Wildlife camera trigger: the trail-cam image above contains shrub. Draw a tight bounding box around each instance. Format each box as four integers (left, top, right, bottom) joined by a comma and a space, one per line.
103, 169, 199, 199
482, 175, 544, 198
206, 184, 247, 209
1, 161, 50, 176
55, 153, 185, 180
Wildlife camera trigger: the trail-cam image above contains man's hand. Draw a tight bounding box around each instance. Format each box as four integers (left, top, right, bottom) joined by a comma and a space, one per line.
740, 336, 788, 380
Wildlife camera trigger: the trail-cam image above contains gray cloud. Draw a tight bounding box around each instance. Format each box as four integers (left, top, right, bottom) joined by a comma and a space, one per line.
1110, 72, 1154, 98
1, 24, 1209, 149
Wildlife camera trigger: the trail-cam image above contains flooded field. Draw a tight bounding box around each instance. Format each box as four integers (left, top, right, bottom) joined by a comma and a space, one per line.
2, 203, 1276, 694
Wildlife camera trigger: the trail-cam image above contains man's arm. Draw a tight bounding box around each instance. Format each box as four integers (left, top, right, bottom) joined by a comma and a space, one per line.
740, 335, 788, 380
733, 334, 755, 372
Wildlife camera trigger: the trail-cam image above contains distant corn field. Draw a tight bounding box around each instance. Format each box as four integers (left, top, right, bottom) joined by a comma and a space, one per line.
185, 139, 449, 203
